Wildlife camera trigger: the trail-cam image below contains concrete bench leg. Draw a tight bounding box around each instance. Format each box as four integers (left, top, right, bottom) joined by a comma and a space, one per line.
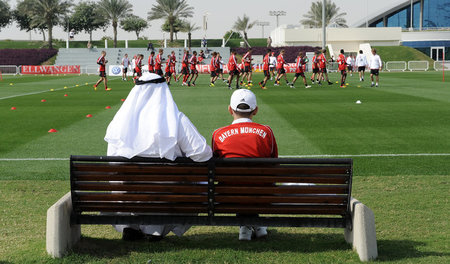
344, 197, 378, 261
46, 192, 81, 258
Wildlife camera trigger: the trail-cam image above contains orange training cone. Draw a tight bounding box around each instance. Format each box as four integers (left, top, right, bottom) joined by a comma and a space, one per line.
11, 107, 16, 110
105, 106, 111, 109
48, 129, 58, 133
86, 114, 93, 118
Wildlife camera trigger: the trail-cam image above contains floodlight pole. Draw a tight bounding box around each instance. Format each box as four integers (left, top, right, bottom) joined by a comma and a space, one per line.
409, 0, 414, 31
256, 21, 270, 38
269, 11, 286, 28
322, 0, 326, 49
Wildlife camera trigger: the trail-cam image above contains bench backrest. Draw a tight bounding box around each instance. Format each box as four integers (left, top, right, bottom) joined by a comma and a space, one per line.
70, 156, 352, 227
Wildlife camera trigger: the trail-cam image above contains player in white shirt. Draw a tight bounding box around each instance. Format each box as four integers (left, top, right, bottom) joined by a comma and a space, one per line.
346, 55, 354, 77
131, 55, 137, 78
369, 48, 382, 87
121, 54, 130, 81
269, 52, 277, 80
356, 50, 368, 82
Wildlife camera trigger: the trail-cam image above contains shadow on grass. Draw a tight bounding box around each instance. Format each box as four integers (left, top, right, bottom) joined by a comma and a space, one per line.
71, 230, 351, 258
377, 239, 449, 262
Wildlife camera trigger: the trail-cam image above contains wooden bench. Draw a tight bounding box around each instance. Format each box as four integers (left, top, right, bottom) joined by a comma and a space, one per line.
46, 155, 377, 261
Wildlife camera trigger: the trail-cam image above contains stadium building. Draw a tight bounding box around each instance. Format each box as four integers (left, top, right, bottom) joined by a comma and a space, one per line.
270, 0, 450, 61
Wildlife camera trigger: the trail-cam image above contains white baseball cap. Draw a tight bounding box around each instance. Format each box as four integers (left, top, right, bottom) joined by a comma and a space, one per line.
230, 89, 257, 112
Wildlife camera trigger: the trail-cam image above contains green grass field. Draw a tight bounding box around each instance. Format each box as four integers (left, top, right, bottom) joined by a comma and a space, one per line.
0, 72, 449, 263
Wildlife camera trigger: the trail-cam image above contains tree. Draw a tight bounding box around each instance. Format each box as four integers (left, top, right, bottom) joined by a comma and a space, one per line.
29, 0, 71, 49
148, 0, 194, 42
223, 30, 242, 40
161, 18, 184, 40
120, 15, 148, 40
13, 0, 48, 41
65, 1, 108, 42
232, 14, 255, 48
0, 0, 12, 30
300, 0, 347, 28
97, 0, 133, 48
180, 20, 199, 49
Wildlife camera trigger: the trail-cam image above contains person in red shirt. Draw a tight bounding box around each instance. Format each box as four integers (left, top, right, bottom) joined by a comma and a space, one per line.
209, 52, 219, 87
154, 49, 164, 76
274, 49, 291, 86
94, 50, 111, 91
169, 51, 178, 83
337, 49, 347, 87
134, 54, 143, 79
164, 55, 173, 84
179, 49, 190, 86
148, 51, 155, 73
240, 48, 253, 87
258, 49, 271, 90
226, 51, 240, 90
318, 49, 333, 85
310, 50, 320, 84
212, 89, 278, 241
290, 51, 311, 89
188, 50, 198, 86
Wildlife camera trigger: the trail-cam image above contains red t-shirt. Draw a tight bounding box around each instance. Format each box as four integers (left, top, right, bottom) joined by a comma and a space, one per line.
263, 54, 270, 71
154, 54, 162, 70
318, 54, 327, 69
337, 54, 346, 71
212, 121, 278, 158
97, 56, 106, 72
228, 55, 238, 71
312, 55, 319, 69
295, 56, 305, 73
242, 52, 252, 67
165, 60, 171, 73
276, 54, 285, 69
181, 53, 189, 68
189, 55, 197, 70
210, 56, 217, 72
135, 57, 141, 71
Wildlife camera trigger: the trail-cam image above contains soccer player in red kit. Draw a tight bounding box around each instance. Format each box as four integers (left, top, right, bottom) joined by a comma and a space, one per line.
188, 50, 199, 86
94, 50, 110, 91
148, 51, 155, 73
212, 89, 278, 241
274, 50, 290, 86
134, 54, 143, 78
209, 52, 219, 87
337, 49, 347, 87
258, 49, 271, 90
154, 49, 164, 76
180, 50, 190, 86
290, 51, 311, 89
227, 51, 240, 90
240, 48, 253, 87
310, 50, 320, 84
318, 49, 333, 85
164, 55, 173, 84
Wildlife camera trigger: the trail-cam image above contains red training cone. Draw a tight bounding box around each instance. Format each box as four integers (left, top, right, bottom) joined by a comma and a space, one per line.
86, 114, 93, 118
41, 99, 46, 102
64, 94, 68, 97
48, 129, 58, 133
105, 106, 111, 109
121, 99, 125, 102
11, 107, 16, 110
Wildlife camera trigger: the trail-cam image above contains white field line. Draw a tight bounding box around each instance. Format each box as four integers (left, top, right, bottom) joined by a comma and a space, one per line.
0, 77, 121, 101
0, 153, 449, 161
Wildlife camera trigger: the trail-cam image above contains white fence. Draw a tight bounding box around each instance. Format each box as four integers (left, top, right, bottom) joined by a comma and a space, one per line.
0, 65, 20, 75
408, 61, 429, 71
434, 61, 450, 71
386, 61, 407, 72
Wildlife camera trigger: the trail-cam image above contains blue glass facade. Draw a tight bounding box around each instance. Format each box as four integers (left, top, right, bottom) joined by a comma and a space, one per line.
369, 0, 450, 29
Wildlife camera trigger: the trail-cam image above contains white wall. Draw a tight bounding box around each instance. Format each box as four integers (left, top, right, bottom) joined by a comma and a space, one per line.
271, 26, 402, 51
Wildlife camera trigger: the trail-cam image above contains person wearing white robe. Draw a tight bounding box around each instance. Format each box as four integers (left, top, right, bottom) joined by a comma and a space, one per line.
104, 72, 212, 240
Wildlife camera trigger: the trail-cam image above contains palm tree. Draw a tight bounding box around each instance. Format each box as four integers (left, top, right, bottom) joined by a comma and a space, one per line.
148, 0, 194, 42
232, 14, 255, 48
300, 0, 347, 28
180, 20, 200, 49
29, 0, 71, 49
97, 0, 133, 48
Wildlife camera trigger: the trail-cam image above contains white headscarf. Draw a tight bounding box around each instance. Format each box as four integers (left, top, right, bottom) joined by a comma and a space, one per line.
105, 73, 194, 160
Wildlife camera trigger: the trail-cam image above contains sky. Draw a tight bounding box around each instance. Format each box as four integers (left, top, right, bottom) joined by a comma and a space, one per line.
0, 0, 396, 41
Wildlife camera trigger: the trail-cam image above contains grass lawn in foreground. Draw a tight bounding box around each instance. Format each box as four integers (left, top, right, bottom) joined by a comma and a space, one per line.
0, 72, 449, 263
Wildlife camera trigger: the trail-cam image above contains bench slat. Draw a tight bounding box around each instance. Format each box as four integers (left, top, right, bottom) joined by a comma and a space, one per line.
76, 203, 207, 213
76, 193, 208, 202
215, 166, 349, 175
215, 175, 349, 184
73, 183, 348, 194
73, 164, 208, 174
73, 173, 208, 182
215, 195, 347, 204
